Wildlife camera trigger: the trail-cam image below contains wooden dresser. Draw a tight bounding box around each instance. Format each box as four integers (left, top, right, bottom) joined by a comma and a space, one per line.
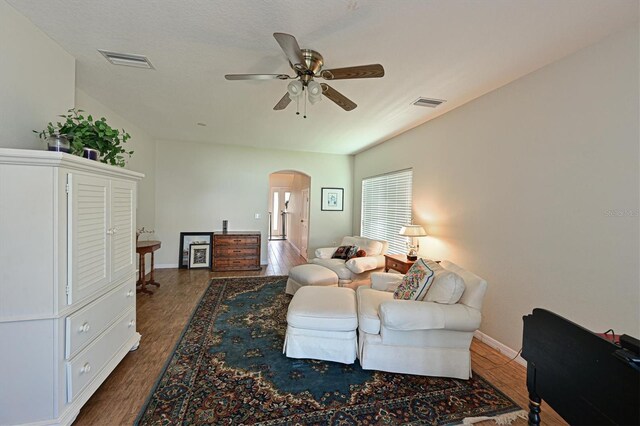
213, 231, 261, 271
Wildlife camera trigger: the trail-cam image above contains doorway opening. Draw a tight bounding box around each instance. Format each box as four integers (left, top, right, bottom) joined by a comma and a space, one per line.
268, 171, 311, 260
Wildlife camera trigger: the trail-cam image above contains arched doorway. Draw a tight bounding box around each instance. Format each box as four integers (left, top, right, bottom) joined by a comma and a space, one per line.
268, 170, 311, 260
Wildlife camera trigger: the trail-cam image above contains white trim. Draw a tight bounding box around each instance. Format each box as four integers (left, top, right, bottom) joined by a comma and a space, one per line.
0, 148, 144, 180
155, 263, 178, 269
473, 330, 527, 367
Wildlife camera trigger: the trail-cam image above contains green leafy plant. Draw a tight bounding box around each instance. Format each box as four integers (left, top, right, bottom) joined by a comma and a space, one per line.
34, 108, 133, 167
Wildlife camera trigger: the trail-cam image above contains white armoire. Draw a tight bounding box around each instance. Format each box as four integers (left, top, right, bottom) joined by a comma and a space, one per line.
0, 148, 143, 425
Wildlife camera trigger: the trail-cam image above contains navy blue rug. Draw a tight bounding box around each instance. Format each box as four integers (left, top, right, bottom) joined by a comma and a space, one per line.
136, 276, 522, 425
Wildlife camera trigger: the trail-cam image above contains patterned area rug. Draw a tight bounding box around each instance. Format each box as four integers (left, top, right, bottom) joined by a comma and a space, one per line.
136, 276, 522, 425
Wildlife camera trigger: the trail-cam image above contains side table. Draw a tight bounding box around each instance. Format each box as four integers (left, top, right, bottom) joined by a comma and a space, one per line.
137, 240, 161, 294
384, 254, 415, 274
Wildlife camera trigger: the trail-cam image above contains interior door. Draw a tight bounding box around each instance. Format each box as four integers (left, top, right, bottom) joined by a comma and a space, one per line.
68, 173, 110, 304
300, 188, 309, 259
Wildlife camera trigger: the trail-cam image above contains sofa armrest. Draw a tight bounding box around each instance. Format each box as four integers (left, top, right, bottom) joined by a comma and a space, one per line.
345, 256, 379, 274
372, 254, 386, 268
370, 272, 403, 292
379, 300, 481, 332
314, 247, 338, 259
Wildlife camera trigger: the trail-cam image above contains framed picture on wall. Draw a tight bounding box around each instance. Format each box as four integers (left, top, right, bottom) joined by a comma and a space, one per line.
321, 187, 344, 211
178, 232, 213, 269
189, 244, 211, 269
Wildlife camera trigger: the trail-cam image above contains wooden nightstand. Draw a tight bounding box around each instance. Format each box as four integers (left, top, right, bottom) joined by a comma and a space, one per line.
384, 254, 415, 274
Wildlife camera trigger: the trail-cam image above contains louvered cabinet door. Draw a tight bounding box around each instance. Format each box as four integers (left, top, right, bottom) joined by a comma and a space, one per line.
110, 179, 135, 282
68, 173, 111, 304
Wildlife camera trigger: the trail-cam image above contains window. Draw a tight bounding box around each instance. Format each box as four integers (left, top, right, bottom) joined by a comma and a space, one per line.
361, 169, 413, 255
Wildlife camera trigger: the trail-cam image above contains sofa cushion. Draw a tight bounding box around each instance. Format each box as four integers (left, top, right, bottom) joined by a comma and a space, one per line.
393, 258, 435, 301
341, 236, 385, 256
440, 261, 487, 310
310, 258, 353, 280
425, 264, 466, 304
356, 286, 393, 334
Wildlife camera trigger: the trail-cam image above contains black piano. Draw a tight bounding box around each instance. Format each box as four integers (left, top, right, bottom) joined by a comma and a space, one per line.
522, 309, 640, 425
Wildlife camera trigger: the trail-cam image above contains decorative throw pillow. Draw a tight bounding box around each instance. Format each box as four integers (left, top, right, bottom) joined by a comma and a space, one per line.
346, 246, 359, 260
331, 245, 353, 260
393, 258, 435, 301
355, 249, 366, 258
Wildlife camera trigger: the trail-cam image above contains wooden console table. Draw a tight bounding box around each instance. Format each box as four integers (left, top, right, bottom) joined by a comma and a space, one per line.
137, 240, 161, 294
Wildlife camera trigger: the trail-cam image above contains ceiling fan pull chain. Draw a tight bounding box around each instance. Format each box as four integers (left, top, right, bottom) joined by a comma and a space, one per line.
304, 87, 307, 119
296, 94, 300, 115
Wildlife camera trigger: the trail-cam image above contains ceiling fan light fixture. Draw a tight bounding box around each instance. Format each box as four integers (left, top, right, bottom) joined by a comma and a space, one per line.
287, 80, 303, 97
308, 93, 322, 105
307, 81, 322, 97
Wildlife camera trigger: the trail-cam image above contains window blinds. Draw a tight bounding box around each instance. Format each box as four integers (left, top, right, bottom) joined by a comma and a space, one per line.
360, 169, 413, 255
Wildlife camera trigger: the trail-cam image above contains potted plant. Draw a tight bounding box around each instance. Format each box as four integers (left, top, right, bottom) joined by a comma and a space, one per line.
34, 108, 133, 167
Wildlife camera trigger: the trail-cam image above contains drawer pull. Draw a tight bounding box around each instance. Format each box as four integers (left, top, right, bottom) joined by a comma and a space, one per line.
80, 363, 91, 374
128, 320, 136, 328
233, 250, 241, 253
78, 322, 90, 333
127, 290, 134, 297
233, 239, 241, 242
392, 263, 397, 267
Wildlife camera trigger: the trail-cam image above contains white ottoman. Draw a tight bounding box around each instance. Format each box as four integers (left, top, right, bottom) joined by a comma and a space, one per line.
285, 263, 339, 295
283, 286, 358, 364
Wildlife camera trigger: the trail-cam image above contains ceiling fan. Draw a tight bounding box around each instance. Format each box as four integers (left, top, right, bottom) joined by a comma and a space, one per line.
225, 33, 385, 116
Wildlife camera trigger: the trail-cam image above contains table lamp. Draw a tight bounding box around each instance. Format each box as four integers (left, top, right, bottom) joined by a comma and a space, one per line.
399, 225, 427, 261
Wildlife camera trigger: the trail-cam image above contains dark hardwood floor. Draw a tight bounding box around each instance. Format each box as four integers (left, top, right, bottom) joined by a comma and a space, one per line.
73, 240, 564, 425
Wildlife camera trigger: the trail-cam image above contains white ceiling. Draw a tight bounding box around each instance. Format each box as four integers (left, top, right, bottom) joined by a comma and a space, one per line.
7, 0, 638, 154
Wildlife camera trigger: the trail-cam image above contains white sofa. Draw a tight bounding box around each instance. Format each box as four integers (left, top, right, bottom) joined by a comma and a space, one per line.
356, 260, 487, 379
310, 236, 388, 285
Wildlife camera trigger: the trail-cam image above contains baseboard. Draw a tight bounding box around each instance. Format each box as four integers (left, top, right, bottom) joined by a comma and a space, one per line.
155, 263, 178, 269
473, 330, 527, 367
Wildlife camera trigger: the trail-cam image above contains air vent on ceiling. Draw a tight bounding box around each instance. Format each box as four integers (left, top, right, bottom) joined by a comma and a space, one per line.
98, 50, 154, 69
413, 97, 446, 108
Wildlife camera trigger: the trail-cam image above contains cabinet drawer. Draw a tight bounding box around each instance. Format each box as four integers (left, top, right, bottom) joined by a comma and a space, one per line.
65, 279, 135, 359
66, 308, 136, 402
214, 258, 260, 270
215, 236, 259, 246
215, 246, 259, 257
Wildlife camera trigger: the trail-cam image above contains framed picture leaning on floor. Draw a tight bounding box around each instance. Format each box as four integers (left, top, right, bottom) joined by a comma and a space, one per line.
189, 243, 211, 269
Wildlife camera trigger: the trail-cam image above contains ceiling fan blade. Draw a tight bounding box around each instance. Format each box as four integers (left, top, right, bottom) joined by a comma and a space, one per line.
273, 32, 308, 72
225, 74, 290, 81
320, 64, 385, 80
321, 83, 357, 111
273, 93, 292, 110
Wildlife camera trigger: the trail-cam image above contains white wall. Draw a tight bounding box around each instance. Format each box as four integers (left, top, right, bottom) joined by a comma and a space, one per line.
154, 140, 353, 266
354, 26, 639, 350
0, 0, 75, 149
75, 89, 156, 230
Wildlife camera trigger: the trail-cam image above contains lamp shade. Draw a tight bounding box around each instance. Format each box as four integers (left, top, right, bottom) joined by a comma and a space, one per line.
399, 225, 427, 237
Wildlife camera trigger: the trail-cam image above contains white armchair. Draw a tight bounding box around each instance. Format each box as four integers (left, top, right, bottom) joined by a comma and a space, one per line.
310, 236, 388, 285
356, 260, 487, 379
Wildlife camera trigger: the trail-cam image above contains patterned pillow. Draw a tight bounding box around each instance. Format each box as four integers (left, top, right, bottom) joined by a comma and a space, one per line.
331, 245, 353, 260
355, 249, 367, 258
346, 246, 359, 260
393, 258, 435, 301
